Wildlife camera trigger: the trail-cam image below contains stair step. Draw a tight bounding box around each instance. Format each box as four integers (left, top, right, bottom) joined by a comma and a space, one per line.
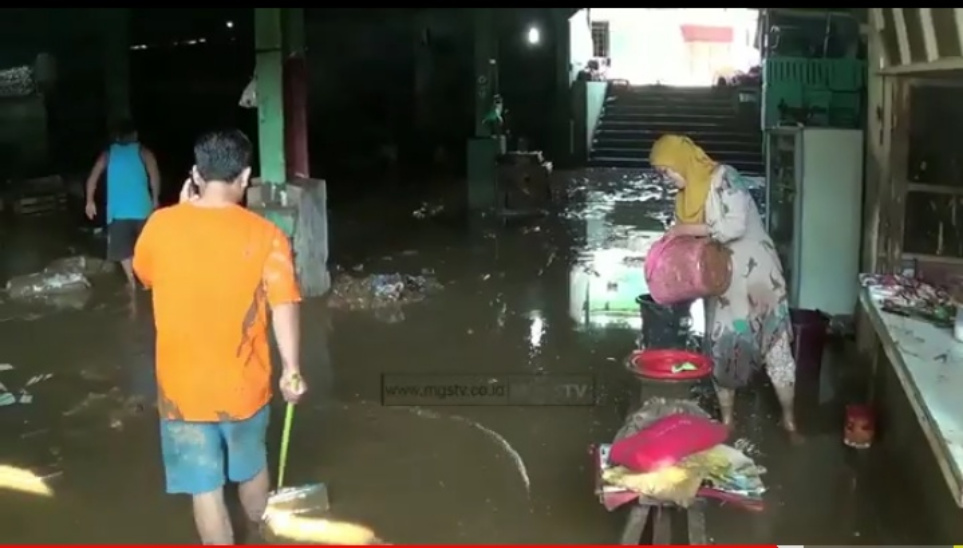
588, 156, 764, 174
594, 136, 762, 153
611, 85, 732, 95
608, 91, 733, 103
610, 98, 733, 110
601, 111, 734, 122
592, 147, 761, 162
597, 119, 735, 130
603, 103, 734, 115
594, 128, 761, 142
592, 85, 763, 174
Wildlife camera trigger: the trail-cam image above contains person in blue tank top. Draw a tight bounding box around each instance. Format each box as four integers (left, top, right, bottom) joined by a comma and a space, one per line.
84, 120, 160, 290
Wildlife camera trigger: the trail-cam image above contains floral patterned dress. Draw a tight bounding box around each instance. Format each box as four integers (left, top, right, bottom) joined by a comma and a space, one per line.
704, 165, 795, 390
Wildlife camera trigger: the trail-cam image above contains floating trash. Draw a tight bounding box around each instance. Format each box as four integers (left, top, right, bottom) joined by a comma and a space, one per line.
328, 272, 443, 317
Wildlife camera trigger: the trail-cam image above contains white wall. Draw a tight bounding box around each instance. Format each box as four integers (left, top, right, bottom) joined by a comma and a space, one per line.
568, 8, 593, 85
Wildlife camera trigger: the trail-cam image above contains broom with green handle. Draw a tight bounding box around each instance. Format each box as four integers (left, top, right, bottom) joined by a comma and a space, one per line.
264, 374, 329, 520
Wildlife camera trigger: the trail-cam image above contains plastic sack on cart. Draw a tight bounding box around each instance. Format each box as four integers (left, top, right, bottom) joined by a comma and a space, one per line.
610, 413, 728, 473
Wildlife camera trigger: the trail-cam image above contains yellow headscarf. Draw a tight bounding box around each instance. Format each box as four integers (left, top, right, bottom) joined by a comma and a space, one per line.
649, 134, 717, 225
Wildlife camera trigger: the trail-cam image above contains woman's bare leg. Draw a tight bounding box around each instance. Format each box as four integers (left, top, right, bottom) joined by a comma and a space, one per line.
764, 331, 801, 439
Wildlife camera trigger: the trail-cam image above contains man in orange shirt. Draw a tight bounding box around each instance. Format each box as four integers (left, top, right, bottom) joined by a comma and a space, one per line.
133, 129, 306, 544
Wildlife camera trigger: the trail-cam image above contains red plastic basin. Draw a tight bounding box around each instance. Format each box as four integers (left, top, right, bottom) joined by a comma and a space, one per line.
629, 349, 713, 381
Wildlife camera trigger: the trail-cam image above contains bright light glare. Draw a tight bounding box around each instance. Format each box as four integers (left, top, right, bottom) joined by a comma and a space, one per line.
527, 26, 540, 45
0, 465, 54, 497
529, 311, 545, 351
226, 20, 234, 29
265, 511, 380, 544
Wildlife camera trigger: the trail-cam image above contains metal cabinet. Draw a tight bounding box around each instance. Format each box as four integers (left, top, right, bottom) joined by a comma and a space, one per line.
764, 127, 864, 315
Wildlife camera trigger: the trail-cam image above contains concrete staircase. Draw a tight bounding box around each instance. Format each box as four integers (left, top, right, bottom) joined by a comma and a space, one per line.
588, 86, 764, 175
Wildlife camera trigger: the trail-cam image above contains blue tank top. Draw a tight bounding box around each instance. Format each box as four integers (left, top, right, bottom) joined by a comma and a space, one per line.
106, 143, 151, 222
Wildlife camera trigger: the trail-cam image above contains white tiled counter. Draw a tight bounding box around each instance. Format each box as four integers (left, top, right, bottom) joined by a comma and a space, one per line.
860, 289, 963, 507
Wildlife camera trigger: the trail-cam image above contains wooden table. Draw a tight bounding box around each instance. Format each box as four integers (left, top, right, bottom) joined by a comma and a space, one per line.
619, 499, 707, 545
612, 371, 711, 545
859, 289, 963, 507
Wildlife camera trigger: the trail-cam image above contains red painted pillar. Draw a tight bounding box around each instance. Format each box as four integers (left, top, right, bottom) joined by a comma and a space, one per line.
283, 54, 309, 179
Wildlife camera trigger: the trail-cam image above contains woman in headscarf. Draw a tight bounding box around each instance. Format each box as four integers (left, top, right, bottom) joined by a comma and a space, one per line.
649, 134, 799, 440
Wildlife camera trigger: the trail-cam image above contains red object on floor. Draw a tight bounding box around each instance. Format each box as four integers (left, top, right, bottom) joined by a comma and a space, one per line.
680, 24, 734, 43
629, 349, 712, 381
844, 403, 876, 449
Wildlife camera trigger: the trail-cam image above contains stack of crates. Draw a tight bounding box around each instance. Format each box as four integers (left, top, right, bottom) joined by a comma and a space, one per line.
762, 57, 866, 129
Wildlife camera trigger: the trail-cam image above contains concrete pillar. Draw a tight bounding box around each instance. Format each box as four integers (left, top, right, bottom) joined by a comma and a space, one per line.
250, 8, 329, 296
413, 14, 433, 136
255, 7, 286, 186
472, 9, 497, 138
466, 8, 500, 213
101, 8, 131, 128
552, 9, 573, 166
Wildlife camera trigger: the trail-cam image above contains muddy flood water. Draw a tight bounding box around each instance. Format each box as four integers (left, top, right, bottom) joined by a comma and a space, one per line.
0, 169, 908, 543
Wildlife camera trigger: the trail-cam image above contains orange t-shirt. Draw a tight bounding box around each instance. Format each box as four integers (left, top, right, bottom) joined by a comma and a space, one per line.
132, 203, 301, 422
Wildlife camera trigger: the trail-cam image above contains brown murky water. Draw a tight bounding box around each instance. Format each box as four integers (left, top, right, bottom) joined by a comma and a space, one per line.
0, 169, 897, 543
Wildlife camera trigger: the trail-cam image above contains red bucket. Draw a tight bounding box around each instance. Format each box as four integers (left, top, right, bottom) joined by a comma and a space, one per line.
628, 349, 713, 381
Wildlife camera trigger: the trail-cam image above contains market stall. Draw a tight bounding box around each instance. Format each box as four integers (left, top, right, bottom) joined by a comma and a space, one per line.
856, 7, 963, 541
859, 277, 963, 504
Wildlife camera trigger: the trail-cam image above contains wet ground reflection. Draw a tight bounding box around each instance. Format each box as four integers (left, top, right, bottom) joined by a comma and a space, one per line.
0, 168, 892, 543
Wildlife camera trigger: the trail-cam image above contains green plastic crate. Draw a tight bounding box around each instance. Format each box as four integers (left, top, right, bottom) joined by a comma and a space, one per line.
762, 57, 865, 128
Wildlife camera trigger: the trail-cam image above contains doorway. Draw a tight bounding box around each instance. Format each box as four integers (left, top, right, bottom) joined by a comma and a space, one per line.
588, 8, 760, 86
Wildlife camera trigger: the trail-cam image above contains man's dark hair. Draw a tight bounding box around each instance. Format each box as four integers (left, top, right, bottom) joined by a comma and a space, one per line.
193, 129, 253, 183
112, 119, 137, 143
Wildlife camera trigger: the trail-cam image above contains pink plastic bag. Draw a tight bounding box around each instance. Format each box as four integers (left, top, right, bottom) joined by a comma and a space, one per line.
644, 235, 732, 305
609, 413, 728, 472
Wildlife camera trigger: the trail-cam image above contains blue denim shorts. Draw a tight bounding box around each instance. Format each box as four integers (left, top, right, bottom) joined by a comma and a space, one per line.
159, 405, 270, 495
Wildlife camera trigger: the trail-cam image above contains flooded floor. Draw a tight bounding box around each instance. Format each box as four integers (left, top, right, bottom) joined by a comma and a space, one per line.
0, 169, 898, 543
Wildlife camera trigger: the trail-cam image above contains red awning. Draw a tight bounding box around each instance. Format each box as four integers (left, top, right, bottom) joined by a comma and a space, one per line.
680, 24, 733, 43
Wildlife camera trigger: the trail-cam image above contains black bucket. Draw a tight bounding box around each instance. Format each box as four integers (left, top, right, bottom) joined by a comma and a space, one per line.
636, 295, 692, 350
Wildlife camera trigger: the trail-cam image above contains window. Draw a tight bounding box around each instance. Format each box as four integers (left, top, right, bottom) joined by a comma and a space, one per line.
591, 21, 610, 58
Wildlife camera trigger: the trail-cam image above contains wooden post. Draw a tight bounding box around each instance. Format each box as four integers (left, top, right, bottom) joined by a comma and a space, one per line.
874, 77, 896, 273
884, 78, 913, 271
857, 57, 886, 364
862, 22, 885, 274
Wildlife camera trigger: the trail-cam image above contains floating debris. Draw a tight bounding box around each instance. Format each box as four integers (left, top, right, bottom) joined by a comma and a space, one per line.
5, 255, 116, 301
0, 369, 50, 407
413, 202, 444, 219
26, 373, 53, 387
6, 271, 89, 300
328, 272, 443, 318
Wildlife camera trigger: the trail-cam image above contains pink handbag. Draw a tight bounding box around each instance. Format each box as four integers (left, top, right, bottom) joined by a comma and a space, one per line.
644, 235, 732, 305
